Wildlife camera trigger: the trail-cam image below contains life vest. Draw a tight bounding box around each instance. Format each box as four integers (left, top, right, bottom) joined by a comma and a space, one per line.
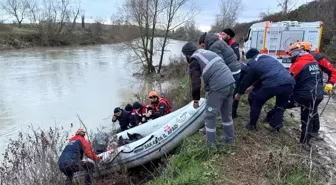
132, 104, 149, 116
227, 39, 236, 47
151, 97, 172, 115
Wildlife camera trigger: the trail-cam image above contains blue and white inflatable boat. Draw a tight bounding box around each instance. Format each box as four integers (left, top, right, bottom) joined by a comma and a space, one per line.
83, 98, 206, 177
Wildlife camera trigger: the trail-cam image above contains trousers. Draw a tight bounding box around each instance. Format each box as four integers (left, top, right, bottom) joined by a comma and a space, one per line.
249, 84, 293, 129
205, 83, 235, 145
59, 161, 94, 185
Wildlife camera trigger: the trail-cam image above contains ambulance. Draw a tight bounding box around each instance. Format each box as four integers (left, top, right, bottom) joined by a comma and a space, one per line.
243, 21, 323, 68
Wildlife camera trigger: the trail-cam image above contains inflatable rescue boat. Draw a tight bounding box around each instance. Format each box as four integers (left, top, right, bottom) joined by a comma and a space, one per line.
84, 98, 206, 177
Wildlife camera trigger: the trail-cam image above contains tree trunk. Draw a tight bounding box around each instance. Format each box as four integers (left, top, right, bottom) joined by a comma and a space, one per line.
72, 10, 80, 29
158, 35, 169, 74
158, 0, 173, 74
81, 15, 85, 28
149, 0, 159, 74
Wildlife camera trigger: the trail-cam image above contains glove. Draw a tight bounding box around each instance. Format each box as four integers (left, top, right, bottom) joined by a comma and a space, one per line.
324, 83, 333, 93
145, 110, 152, 117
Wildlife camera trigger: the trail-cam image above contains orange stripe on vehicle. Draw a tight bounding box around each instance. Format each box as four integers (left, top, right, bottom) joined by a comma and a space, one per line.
259, 49, 290, 56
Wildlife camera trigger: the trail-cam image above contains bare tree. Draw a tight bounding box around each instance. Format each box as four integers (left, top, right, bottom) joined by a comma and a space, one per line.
157, 0, 199, 73
211, 0, 243, 32
26, 0, 76, 44
70, 0, 81, 29
1, 0, 31, 27
120, 0, 158, 74
259, 8, 274, 20
277, 0, 295, 14
121, 0, 198, 74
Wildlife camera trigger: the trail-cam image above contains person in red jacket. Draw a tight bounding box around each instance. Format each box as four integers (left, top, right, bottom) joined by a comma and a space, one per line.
220, 28, 240, 61
287, 42, 324, 147
308, 48, 336, 86
148, 91, 172, 119
58, 128, 100, 185
132, 101, 153, 125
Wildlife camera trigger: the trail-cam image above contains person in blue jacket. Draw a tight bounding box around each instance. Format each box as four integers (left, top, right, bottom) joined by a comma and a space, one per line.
112, 107, 132, 131
235, 48, 296, 132
58, 128, 101, 185
232, 61, 249, 119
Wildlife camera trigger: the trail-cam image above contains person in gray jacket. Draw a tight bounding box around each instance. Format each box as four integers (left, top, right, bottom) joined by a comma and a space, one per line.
199, 32, 241, 82
181, 42, 236, 146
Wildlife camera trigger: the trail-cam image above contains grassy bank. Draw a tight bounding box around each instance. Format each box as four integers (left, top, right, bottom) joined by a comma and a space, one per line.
0, 23, 141, 50
146, 77, 331, 185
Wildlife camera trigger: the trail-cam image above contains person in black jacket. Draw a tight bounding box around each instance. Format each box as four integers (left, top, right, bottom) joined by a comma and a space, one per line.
112, 107, 132, 131
220, 28, 240, 61
232, 61, 249, 119
236, 48, 295, 132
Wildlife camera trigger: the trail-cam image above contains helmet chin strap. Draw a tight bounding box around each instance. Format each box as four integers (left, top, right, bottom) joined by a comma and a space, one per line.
290, 50, 309, 63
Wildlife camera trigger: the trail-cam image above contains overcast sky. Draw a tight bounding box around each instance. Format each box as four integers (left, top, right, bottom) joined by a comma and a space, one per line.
0, 0, 314, 31
81, 0, 314, 31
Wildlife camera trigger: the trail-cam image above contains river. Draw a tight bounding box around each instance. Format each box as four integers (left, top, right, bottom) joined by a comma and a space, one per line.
0, 39, 186, 156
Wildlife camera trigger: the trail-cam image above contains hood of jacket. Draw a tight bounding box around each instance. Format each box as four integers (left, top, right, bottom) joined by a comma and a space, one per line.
204, 33, 220, 50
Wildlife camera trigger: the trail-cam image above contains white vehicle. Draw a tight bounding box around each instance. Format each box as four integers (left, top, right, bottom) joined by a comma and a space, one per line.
243, 21, 323, 68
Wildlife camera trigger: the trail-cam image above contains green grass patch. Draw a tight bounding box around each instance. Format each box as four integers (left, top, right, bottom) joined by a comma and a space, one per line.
147, 134, 223, 185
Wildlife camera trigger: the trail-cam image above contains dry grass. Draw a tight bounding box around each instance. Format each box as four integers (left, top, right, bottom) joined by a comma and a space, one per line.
0, 126, 69, 185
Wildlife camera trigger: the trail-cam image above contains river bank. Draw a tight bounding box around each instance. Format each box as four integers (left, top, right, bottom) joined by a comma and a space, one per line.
0, 23, 141, 50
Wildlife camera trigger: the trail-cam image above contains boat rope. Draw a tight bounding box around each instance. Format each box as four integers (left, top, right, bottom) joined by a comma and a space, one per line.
104, 135, 155, 166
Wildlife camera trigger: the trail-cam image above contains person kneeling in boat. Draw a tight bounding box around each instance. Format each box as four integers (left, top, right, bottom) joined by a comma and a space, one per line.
112, 107, 132, 131
182, 42, 236, 146
148, 91, 172, 119
132, 101, 153, 126
58, 128, 101, 185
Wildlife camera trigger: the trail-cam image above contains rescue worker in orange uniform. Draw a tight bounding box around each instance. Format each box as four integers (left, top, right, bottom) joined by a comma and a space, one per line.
148, 91, 172, 119
58, 128, 101, 185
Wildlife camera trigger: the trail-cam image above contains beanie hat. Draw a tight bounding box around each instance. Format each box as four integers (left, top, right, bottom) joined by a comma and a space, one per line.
114, 107, 121, 113
198, 32, 207, 45
246, 48, 260, 59
124, 104, 133, 112
222, 28, 235, 38
181, 42, 198, 56
132, 101, 142, 110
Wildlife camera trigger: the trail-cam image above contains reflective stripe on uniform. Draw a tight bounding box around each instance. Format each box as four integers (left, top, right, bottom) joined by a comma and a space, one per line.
202, 57, 223, 75
205, 127, 216, 133
193, 52, 222, 76
222, 121, 233, 126
232, 69, 241, 75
